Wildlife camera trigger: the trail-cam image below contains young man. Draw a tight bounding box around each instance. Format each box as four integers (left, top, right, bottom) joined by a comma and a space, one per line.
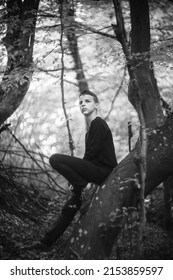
33, 90, 117, 249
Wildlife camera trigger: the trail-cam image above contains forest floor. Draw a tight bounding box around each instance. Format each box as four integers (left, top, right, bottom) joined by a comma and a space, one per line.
0, 208, 173, 260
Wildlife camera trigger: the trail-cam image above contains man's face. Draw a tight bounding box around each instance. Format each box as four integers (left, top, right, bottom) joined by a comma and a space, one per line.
79, 94, 98, 116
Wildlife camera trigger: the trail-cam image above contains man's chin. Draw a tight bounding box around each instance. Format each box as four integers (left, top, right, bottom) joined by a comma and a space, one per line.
82, 111, 89, 116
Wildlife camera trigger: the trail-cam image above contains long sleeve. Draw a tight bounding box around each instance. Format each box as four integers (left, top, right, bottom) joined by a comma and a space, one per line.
83, 117, 117, 169
83, 118, 107, 161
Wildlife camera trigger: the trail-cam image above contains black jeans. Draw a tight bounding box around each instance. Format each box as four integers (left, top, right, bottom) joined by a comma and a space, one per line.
49, 154, 111, 194
41, 154, 111, 245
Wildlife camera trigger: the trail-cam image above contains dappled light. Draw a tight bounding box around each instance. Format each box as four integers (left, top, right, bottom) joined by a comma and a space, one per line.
0, 0, 173, 260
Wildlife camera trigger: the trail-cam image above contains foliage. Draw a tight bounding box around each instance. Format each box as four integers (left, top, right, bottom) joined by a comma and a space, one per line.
0, 0, 173, 259
0, 202, 68, 260
115, 221, 173, 260
0, 206, 173, 259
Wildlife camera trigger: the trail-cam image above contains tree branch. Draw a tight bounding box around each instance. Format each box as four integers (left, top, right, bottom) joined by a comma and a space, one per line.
104, 65, 126, 121
60, 0, 75, 156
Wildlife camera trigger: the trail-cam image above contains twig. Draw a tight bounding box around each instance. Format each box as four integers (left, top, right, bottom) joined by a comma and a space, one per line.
104, 65, 126, 121
5, 127, 65, 194
59, 1, 75, 156
0, 123, 11, 134
128, 121, 133, 152
74, 21, 117, 40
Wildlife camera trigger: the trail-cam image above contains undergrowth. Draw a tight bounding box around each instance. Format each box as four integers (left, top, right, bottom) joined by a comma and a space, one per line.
0, 204, 173, 260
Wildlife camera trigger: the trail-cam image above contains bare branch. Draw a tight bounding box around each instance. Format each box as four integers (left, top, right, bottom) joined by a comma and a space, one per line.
59, 1, 75, 156
104, 65, 126, 121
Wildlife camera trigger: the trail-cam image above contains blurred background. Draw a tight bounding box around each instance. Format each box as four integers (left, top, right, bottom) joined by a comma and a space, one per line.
0, 0, 173, 259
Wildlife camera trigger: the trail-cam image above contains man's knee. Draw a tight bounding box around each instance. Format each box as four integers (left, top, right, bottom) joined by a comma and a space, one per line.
49, 154, 56, 168
49, 153, 62, 168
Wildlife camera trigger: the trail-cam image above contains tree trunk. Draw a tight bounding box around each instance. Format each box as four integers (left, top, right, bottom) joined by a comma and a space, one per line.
63, 0, 89, 93
64, 114, 173, 259
63, 0, 172, 260
128, 0, 165, 128
163, 176, 173, 230
0, 0, 40, 126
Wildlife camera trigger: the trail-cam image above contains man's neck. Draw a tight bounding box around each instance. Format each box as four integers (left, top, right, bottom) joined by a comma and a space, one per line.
86, 112, 97, 126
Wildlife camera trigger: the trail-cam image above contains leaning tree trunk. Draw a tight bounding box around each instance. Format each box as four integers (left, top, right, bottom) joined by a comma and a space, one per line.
64, 0, 172, 259
64, 114, 173, 259
0, 0, 40, 126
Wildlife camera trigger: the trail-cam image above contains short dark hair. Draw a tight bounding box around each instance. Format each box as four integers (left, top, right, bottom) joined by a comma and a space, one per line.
79, 90, 99, 103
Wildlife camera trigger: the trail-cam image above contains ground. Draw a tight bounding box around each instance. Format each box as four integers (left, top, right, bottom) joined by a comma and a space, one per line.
0, 207, 173, 260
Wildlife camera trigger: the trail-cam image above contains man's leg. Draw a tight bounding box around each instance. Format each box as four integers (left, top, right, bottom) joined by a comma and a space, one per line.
40, 193, 81, 246
37, 155, 110, 247
49, 154, 110, 189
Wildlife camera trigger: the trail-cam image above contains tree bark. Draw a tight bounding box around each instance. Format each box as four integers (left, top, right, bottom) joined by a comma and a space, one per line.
63, 0, 172, 260
128, 0, 165, 128
0, 0, 40, 126
163, 176, 173, 230
63, 0, 89, 93
64, 113, 173, 259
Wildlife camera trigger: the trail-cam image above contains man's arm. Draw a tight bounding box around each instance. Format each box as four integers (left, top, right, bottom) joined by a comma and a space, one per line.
83, 118, 107, 161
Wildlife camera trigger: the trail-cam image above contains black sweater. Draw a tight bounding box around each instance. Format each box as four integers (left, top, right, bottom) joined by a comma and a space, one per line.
83, 117, 117, 170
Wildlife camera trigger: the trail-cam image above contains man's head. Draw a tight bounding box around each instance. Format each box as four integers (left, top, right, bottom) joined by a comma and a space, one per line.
79, 90, 99, 104
79, 90, 99, 117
